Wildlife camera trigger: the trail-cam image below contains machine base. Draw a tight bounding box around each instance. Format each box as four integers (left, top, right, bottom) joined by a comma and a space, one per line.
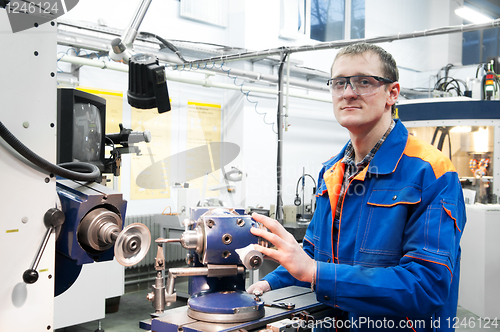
141, 286, 336, 332
187, 290, 264, 323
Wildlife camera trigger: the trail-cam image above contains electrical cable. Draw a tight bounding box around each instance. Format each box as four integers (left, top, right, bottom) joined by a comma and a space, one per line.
0, 121, 100, 181
434, 76, 467, 96
294, 174, 317, 206
104, 136, 118, 166
139, 32, 188, 64
476, 63, 486, 78
221, 63, 278, 134
431, 126, 452, 159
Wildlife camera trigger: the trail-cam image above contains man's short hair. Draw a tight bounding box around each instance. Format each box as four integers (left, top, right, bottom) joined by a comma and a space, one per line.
331, 43, 399, 82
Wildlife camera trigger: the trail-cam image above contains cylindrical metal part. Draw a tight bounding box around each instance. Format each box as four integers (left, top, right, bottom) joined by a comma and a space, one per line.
122, 0, 153, 47
180, 225, 204, 254
77, 207, 122, 253
206, 264, 242, 278
98, 221, 120, 244
233, 244, 264, 270
110, 232, 119, 241
180, 230, 199, 249
152, 271, 165, 313
120, 232, 142, 255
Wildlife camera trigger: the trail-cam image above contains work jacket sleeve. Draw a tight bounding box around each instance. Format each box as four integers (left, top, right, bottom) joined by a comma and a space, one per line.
315, 171, 466, 318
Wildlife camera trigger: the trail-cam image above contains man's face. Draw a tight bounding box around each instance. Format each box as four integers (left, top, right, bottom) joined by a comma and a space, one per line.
330, 52, 398, 135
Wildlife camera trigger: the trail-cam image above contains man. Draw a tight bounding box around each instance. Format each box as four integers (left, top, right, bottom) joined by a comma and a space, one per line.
249, 43, 466, 331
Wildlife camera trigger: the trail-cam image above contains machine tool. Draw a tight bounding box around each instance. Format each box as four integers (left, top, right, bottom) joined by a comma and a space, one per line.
137, 207, 336, 332
145, 207, 267, 323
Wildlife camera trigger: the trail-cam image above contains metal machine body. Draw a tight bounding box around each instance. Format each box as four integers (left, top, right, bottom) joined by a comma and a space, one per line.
0, 11, 58, 331
147, 207, 269, 324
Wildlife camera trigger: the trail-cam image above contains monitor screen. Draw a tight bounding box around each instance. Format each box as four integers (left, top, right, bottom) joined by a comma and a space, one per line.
72, 102, 103, 162
57, 88, 106, 172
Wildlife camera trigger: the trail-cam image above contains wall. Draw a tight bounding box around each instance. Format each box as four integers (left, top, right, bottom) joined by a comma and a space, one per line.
59, 0, 474, 216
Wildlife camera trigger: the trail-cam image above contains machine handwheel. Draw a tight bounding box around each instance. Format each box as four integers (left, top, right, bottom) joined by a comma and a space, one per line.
114, 223, 151, 267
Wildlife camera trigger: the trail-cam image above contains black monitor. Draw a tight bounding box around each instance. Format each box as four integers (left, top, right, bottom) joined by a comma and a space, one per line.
57, 88, 106, 172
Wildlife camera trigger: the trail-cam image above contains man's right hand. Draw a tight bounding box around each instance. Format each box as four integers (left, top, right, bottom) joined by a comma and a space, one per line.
246, 280, 271, 294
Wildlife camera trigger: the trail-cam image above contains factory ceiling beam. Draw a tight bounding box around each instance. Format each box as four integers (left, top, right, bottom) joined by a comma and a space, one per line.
183, 19, 500, 66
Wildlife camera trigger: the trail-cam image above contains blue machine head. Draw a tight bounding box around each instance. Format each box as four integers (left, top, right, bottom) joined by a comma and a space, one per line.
55, 179, 150, 296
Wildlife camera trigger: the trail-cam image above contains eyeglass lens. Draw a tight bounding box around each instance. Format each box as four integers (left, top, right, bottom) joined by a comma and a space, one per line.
329, 76, 384, 97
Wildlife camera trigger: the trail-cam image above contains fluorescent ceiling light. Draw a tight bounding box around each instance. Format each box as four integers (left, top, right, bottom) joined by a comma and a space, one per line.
455, 6, 494, 23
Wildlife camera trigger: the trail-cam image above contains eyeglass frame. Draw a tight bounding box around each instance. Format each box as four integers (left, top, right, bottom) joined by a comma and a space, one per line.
326, 75, 395, 97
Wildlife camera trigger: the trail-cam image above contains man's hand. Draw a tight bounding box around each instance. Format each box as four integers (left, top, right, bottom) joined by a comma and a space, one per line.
246, 280, 271, 294
250, 213, 315, 283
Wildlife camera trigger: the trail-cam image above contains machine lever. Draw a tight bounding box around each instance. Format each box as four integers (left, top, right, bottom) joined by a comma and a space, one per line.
264, 302, 296, 310
23, 208, 65, 284
155, 238, 181, 243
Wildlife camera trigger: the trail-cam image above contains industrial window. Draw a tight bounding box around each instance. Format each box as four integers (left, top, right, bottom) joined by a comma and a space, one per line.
462, 28, 500, 65
310, 0, 365, 42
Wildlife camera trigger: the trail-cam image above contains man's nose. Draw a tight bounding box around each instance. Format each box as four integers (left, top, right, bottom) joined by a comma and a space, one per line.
343, 82, 357, 98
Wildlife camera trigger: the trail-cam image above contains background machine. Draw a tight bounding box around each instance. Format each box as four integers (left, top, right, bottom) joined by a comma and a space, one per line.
398, 97, 500, 320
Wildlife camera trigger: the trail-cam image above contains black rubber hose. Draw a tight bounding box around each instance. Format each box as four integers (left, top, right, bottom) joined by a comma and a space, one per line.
0, 121, 100, 181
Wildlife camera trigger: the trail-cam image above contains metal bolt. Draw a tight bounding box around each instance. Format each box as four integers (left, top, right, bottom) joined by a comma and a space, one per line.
237, 218, 245, 227
206, 219, 215, 228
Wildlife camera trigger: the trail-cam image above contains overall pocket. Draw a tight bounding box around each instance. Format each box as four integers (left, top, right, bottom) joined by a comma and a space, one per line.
360, 186, 421, 257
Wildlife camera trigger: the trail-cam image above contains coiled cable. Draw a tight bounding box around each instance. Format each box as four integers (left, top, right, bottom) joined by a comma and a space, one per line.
0, 121, 100, 181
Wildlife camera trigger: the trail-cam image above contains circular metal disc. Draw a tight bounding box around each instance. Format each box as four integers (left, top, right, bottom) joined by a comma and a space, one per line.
187, 291, 265, 323
114, 223, 151, 267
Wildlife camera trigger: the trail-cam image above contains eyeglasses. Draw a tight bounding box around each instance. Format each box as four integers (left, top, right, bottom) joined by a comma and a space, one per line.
327, 75, 394, 97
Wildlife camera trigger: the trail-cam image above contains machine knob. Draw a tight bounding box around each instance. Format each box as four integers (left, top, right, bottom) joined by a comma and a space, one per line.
235, 244, 264, 270
248, 255, 262, 269
22, 269, 38, 284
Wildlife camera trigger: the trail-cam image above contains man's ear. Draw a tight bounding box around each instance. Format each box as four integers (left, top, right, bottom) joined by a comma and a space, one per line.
387, 82, 400, 108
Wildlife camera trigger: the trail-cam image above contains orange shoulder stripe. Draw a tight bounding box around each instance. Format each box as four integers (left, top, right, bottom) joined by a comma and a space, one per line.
403, 135, 456, 179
